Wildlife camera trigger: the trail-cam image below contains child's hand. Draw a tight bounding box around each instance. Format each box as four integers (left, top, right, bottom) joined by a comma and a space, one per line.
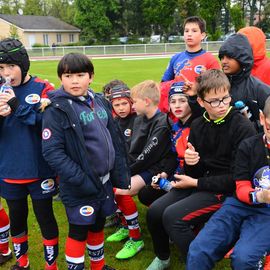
0, 89, 15, 103
151, 172, 168, 189
172, 174, 198, 189
0, 101, 11, 116
185, 142, 200, 165
180, 73, 197, 96
256, 189, 270, 204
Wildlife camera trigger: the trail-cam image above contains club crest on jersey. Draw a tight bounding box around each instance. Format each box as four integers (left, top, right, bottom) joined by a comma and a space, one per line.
253, 166, 270, 189
25, 93, 40, 104
194, 65, 206, 74
41, 179, 55, 191
124, 129, 132, 137
80, 206, 94, 216
42, 128, 51, 140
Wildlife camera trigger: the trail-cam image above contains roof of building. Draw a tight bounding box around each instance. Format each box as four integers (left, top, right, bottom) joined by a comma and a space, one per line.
0, 14, 80, 32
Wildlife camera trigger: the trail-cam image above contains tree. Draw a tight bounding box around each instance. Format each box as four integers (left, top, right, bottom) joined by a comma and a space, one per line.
142, 0, 178, 38
230, 3, 245, 31
75, 0, 113, 42
23, 0, 46, 15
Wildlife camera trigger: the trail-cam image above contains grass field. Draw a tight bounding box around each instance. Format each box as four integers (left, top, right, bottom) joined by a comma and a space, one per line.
1, 57, 232, 270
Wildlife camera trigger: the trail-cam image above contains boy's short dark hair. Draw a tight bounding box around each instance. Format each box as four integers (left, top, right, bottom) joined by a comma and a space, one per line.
57, 53, 94, 78
196, 69, 231, 99
183, 16, 206, 33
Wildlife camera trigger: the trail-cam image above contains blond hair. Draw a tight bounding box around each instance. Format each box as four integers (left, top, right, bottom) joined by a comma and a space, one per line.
131, 80, 160, 105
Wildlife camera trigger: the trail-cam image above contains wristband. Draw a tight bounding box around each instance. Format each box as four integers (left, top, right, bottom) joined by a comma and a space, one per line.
249, 190, 261, 204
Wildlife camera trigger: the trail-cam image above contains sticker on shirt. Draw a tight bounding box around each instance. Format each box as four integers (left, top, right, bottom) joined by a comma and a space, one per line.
41, 179, 55, 193
194, 65, 206, 74
42, 128, 52, 140
253, 166, 270, 189
80, 206, 94, 216
124, 129, 132, 137
25, 93, 41, 104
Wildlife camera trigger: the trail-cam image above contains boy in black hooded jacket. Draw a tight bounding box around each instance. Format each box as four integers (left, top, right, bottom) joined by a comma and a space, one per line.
219, 33, 270, 130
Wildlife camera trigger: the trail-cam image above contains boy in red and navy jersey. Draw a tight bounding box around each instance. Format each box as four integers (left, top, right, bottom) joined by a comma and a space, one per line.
187, 96, 270, 270
159, 16, 220, 115
0, 38, 58, 270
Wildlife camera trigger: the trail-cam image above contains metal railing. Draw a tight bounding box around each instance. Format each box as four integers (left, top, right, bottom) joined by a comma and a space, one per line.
26, 40, 270, 59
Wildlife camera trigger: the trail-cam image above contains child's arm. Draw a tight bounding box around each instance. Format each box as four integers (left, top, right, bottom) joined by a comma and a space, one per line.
130, 124, 171, 176
2, 80, 54, 125
42, 106, 99, 195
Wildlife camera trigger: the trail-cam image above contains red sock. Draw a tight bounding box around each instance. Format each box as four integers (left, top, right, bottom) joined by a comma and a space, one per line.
115, 194, 141, 239
0, 208, 10, 254
43, 237, 58, 270
65, 237, 86, 269
12, 235, 29, 267
87, 230, 104, 270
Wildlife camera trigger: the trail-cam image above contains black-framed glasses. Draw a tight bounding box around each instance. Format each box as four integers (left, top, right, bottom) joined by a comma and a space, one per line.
203, 95, 232, 108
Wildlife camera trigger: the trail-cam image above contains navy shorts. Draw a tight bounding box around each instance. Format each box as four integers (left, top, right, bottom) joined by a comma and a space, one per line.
138, 170, 154, 185
65, 181, 117, 225
0, 178, 57, 200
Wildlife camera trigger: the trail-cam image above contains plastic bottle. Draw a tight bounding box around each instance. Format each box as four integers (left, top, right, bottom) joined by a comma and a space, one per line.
152, 176, 172, 192
234, 100, 252, 119
0, 77, 11, 112
0, 77, 12, 93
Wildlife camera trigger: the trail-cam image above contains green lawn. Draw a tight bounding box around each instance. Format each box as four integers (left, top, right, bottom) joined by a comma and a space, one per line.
1, 57, 233, 270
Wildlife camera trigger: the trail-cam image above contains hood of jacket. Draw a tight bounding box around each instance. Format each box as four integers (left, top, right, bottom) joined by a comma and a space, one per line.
238, 26, 266, 62
47, 86, 91, 102
219, 34, 253, 81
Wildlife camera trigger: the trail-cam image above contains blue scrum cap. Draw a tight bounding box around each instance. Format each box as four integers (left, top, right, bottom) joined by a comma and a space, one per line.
168, 81, 186, 100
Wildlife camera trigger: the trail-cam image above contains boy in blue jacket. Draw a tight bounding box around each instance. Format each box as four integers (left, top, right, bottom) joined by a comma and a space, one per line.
42, 52, 130, 270
0, 38, 59, 270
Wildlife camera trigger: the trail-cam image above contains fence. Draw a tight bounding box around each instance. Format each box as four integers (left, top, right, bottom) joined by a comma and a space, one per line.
26, 40, 270, 59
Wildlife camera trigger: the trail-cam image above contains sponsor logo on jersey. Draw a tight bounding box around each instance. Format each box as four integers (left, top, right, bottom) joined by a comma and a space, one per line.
124, 129, 132, 137
194, 65, 206, 74
42, 128, 52, 140
41, 179, 55, 191
80, 206, 94, 216
25, 93, 40, 104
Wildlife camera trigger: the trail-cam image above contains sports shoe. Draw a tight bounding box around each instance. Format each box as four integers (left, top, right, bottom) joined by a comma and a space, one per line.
106, 227, 129, 242
115, 239, 144, 259
146, 257, 170, 270
10, 263, 30, 270
0, 249, 12, 265
264, 255, 270, 270
102, 265, 115, 270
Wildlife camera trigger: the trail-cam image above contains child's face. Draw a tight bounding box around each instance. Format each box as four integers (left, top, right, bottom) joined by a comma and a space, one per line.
220, 55, 241, 75
198, 88, 231, 120
169, 94, 191, 122
132, 96, 147, 115
60, 72, 93, 96
0, 63, 22, 86
112, 98, 131, 118
260, 113, 270, 141
184, 23, 206, 49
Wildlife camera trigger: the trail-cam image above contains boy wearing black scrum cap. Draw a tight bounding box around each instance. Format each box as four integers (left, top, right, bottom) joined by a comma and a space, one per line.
0, 38, 59, 270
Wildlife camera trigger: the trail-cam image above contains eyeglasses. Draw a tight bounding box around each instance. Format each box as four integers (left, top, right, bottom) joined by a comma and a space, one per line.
203, 95, 231, 108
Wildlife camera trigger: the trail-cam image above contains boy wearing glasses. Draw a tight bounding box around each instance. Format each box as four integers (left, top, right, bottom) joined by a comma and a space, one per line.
187, 96, 270, 270
146, 70, 256, 269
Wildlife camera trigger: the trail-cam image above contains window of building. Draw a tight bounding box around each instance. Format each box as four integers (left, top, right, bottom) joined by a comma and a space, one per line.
43, 34, 49, 45
69, 34, 74, 43
56, 33, 62, 43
